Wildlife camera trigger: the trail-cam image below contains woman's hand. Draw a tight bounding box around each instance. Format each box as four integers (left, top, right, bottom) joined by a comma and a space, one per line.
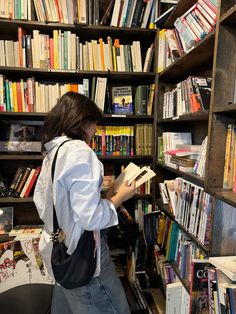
110, 181, 136, 209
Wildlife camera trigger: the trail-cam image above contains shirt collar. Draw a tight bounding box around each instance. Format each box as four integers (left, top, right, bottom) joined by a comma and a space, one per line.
44, 136, 70, 153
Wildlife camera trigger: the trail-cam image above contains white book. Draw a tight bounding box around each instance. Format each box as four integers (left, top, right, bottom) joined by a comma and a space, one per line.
79, 0, 87, 24
166, 282, 183, 314
110, 0, 121, 26
113, 162, 156, 193
134, 41, 142, 72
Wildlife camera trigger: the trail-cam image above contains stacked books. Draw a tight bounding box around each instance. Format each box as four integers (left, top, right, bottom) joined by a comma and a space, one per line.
162, 76, 212, 118
158, 0, 218, 72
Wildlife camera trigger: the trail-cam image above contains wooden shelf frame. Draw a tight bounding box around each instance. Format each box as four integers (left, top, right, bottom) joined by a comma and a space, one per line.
157, 111, 209, 123
157, 162, 205, 187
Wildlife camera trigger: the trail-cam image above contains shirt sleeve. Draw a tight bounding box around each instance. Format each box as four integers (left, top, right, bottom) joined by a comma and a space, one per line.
56, 146, 118, 231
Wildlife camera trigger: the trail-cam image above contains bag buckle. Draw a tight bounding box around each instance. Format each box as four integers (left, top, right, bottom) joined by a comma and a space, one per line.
50, 229, 66, 243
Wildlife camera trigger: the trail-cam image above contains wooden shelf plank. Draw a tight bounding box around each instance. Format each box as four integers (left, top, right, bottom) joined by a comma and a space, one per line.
163, 0, 197, 28
157, 162, 205, 186
0, 18, 156, 42
0, 154, 44, 160
220, 4, 236, 26
99, 155, 153, 160
206, 188, 236, 208
0, 67, 156, 81
159, 31, 215, 82
157, 111, 209, 123
0, 197, 34, 203
0, 112, 154, 120
213, 106, 236, 114
156, 199, 209, 254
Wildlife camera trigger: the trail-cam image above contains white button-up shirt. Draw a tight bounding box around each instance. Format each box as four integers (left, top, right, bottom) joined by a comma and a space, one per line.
33, 136, 118, 278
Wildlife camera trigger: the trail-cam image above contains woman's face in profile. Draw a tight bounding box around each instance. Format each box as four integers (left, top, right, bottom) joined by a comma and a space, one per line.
86, 122, 97, 143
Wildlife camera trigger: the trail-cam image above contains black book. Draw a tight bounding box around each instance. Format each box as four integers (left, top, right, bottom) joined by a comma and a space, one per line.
194, 77, 212, 110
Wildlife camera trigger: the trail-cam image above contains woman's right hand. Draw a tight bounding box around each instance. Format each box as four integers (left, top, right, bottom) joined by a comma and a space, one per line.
110, 180, 136, 209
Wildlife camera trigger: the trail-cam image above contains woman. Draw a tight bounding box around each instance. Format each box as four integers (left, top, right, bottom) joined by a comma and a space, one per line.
33, 92, 135, 314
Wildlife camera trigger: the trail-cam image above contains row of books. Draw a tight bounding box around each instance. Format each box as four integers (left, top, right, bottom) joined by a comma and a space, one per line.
0, 28, 154, 73
159, 178, 212, 246
1, 166, 41, 198
0, 0, 160, 29
153, 253, 178, 287
166, 259, 236, 314
158, 0, 217, 73
0, 75, 155, 116
162, 76, 212, 119
91, 124, 152, 156
108, 0, 158, 29
134, 200, 153, 231
223, 123, 236, 192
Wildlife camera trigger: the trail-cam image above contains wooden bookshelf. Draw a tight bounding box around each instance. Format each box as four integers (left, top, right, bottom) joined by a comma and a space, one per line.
0, 67, 156, 82
157, 162, 205, 187
0, 154, 44, 160
0, 197, 34, 203
157, 111, 209, 123
220, 4, 236, 25
0, 18, 157, 41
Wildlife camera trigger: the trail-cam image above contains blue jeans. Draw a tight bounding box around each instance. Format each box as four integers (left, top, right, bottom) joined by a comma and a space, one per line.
51, 237, 130, 314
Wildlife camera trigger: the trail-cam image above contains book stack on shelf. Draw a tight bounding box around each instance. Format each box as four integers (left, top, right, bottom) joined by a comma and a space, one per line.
158, 0, 218, 73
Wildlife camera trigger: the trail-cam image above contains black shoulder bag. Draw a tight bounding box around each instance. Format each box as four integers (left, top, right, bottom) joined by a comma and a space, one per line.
50, 141, 97, 289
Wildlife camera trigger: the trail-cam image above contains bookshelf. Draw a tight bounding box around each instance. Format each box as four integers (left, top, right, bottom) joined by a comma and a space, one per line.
0, 1, 159, 313
154, 0, 236, 308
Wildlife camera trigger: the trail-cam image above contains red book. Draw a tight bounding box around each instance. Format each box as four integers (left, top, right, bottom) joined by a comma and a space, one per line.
16, 82, 23, 112
23, 166, 41, 198
49, 38, 54, 69
18, 27, 27, 67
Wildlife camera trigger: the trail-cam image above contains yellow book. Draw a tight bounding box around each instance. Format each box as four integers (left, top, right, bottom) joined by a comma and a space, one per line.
157, 215, 166, 245
12, 82, 18, 112
99, 38, 105, 71
53, 30, 58, 69
223, 124, 233, 189
112, 46, 117, 72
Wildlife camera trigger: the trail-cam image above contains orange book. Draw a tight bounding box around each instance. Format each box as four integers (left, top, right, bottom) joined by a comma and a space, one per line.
69, 84, 78, 92
18, 27, 27, 67
99, 38, 105, 71
16, 82, 23, 112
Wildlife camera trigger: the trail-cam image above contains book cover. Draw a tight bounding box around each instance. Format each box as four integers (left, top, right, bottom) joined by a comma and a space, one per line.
112, 86, 133, 115
0, 207, 13, 235
190, 259, 212, 314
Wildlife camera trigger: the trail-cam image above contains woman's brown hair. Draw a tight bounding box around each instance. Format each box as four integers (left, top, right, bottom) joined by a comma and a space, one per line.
42, 92, 102, 145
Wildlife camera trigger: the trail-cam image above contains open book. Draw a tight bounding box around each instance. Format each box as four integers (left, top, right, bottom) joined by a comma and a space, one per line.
113, 162, 156, 192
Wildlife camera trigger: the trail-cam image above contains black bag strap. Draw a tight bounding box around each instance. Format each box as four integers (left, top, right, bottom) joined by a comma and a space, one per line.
51, 140, 71, 234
